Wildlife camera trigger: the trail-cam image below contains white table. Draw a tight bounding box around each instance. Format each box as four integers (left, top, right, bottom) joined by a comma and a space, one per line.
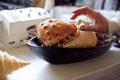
1, 44, 120, 80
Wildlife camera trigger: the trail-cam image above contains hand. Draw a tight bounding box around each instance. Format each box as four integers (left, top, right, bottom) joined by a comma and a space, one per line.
70, 6, 108, 33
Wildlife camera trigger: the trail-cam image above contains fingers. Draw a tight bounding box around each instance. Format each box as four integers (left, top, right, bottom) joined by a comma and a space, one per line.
70, 13, 80, 20
72, 6, 96, 14
70, 6, 108, 33
70, 6, 98, 23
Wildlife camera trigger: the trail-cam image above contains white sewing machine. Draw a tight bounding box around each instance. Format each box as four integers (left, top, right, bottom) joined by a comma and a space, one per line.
0, 7, 51, 48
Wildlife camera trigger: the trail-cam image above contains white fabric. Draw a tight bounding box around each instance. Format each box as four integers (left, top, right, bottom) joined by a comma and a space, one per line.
108, 17, 120, 32
93, 0, 103, 9
93, 0, 118, 10
104, 0, 118, 10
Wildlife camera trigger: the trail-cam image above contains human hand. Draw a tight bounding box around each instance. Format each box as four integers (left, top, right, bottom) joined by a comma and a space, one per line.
70, 6, 108, 33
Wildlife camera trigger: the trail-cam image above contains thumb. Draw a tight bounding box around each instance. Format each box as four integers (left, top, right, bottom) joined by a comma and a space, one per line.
79, 25, 98, 32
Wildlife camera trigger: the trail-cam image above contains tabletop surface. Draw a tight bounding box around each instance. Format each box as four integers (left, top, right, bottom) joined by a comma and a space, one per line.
0, 44, 120, 80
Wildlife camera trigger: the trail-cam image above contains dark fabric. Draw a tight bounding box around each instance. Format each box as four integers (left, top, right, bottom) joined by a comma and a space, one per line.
55, 0, 76, 6
116, 0, 120, 10
101, 0, 105, 9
